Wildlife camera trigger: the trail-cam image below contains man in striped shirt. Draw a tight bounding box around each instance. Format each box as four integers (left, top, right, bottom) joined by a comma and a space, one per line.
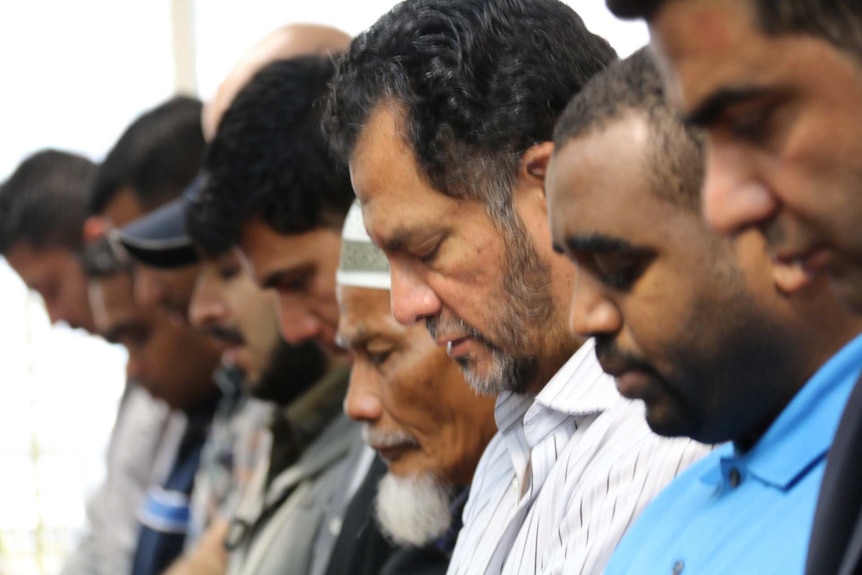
323, 0, 710, 572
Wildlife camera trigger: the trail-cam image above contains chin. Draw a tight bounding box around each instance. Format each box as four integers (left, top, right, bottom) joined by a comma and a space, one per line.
644, 404, 698, 439
829, 271, 862, 314
374, 472, 454, 547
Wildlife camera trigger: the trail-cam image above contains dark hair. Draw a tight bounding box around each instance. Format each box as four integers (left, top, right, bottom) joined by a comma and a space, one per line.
187, 56, 353, 254
607, 0, 862, 59
323, 0, 617, 211
88, 96, 204, 215
554, 47, 705, 210
0, 149, 96, 253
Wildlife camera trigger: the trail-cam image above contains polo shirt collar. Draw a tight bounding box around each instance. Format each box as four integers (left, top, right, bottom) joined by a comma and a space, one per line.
703, 332, 862, 490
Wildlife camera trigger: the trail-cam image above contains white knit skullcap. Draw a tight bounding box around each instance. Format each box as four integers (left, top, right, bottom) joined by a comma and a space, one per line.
336, 200, 391, 290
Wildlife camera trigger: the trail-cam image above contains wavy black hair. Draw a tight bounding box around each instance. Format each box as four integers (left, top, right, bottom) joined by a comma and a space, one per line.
188, 55, 353, 256
324, 0, 617, 211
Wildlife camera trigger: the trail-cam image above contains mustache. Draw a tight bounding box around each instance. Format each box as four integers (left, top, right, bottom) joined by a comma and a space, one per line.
362, 424, 420, 450
204, 325, 244, 345
425, 313, 499, 351
594, 337, 656, 378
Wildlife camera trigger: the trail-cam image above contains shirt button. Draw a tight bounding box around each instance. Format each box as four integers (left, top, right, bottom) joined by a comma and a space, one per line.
672, 560, 684, 574
729, 468, 741, 488
328, 517, 342, 536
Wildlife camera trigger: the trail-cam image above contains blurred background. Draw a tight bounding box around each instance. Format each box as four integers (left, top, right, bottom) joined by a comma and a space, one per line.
0, 2, 646, 573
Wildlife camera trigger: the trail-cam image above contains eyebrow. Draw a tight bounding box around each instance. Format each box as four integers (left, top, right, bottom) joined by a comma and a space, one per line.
377, 227, 413, 254
564, 233, 642, 255
260, 263, 315, 291
339, 324, 369, 349
683, 86, 771, 128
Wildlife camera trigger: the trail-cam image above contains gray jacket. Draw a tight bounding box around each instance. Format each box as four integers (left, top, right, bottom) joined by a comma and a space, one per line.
225, 412, 358, 575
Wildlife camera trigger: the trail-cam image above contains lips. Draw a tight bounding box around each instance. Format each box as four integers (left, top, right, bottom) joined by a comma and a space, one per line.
773, 243, 832, 273
363, 425, 419, 464
444, 336, 473, 359
595, 345, 659, 402
771, 245, 832, 294
373, 444, 413, 463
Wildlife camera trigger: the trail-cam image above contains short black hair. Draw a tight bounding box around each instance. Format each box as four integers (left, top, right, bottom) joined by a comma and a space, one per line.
0, 149, 96, 253
88, 96, 204, 215
324, 0, 617, 209
608, 0, 862, 59
188, 55, 353, 254
554, 47, 705, 210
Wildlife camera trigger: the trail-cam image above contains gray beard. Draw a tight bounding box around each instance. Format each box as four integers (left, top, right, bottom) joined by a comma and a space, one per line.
374, 472, 453, 547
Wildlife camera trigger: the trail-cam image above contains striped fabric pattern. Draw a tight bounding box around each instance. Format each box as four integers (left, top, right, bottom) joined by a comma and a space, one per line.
447, 339, 712, 575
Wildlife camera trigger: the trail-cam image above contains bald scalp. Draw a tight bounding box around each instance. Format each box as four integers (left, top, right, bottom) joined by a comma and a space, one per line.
202, 23, 351, 139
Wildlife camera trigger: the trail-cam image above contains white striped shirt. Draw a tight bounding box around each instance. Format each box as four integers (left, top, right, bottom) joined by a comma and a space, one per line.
447, 339, 711, 575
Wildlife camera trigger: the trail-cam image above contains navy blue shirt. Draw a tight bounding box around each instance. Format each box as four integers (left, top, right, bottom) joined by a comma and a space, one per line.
606, 333, 862, 575
131, 408, 213, 575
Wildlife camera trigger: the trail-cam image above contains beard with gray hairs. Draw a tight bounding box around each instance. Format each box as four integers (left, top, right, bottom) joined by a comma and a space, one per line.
425, 204, 557, 395
375, 472, 454, 547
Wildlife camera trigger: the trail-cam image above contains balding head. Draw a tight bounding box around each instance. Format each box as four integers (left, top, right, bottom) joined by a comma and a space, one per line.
202, 23, 351, 140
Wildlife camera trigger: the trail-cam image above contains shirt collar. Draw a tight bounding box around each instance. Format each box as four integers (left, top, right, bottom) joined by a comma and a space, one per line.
494, 338, 617, 433
532, 338, 619, 416
703, 332, 862, 490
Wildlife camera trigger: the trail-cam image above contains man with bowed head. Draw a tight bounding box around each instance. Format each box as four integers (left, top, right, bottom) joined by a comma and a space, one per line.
546, 48, 862, 574
603, 1, 862, 573
335, 201, 497, 573
324, 0, 710, 572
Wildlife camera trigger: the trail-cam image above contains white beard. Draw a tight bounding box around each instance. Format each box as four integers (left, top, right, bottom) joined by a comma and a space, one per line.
374, 472, 453, 547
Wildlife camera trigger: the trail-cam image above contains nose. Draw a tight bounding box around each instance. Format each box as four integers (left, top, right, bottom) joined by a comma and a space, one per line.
701, 141, 778, 236
276, 297, 321, 346
569, 268, 622, 339
389, 261, 442, 326
344, 364, 383, 423
188, 271, 227, 330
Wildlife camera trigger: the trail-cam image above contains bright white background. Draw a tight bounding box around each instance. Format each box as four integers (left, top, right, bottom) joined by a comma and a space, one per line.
0, 2, 646, 573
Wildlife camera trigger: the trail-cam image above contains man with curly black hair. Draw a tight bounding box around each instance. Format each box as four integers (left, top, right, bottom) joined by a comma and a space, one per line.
325, 1, 710, 573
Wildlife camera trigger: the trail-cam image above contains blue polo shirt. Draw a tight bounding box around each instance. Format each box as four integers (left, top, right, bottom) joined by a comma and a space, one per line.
606, 333, 862, 575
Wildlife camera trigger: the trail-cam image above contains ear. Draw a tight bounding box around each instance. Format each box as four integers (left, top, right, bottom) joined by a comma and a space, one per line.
521, 141, 555, 188
513, 141, 555, 214
82, 216, 109, 243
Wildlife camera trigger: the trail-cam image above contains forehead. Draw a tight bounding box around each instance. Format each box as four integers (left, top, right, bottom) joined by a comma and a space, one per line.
4, 243, 73, 283
239, 219, 329, 276
338, 286, 398, 336
651, 0, 785, 113
103, 187, 146, 227
550, 115, 655, 231
349, 104, 456, 247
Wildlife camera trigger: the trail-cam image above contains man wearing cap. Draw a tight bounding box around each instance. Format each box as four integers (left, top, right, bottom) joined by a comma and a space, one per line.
113, 23, 352, 567
329, 202, 497, 575
118, 22, 350, 321
85, 95, 224, 575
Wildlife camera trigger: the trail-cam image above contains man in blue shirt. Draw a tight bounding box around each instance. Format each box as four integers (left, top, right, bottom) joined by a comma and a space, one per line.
598, 2, 862, 573
546, 48, 862, 574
